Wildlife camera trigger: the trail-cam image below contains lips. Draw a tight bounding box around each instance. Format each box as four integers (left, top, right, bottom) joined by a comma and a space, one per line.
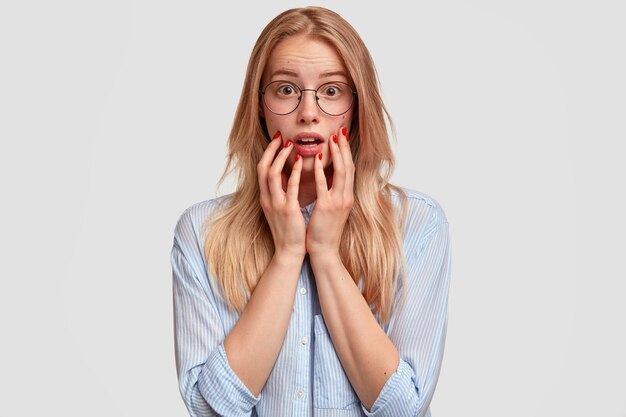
291, 132, 325, 157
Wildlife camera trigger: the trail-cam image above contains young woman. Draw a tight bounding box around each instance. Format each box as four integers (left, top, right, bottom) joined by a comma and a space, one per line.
171, 7, 451, 417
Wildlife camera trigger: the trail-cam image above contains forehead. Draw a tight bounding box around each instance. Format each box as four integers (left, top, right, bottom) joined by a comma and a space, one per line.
263, 35, 348, 82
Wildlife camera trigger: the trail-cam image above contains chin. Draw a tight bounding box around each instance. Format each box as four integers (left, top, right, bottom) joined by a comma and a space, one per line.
300, 157, 317, 171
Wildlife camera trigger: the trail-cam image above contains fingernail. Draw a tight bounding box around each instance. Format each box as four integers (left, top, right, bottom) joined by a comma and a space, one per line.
332, 134, 338, 144
341, 127, 349, 141
318, 153, 323, 160
284, 140, 292, 148
273, 131, 281, 139
295, 154, 300, 161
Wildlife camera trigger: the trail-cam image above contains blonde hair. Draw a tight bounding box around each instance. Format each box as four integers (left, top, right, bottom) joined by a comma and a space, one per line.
203, 6, 408, 324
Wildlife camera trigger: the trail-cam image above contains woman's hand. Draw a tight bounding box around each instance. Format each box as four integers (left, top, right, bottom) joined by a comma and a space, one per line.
306, 126, 354, 258
257, 132, 307, 259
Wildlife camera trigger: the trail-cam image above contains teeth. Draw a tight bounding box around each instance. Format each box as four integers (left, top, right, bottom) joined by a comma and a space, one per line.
299, 138, 317, 143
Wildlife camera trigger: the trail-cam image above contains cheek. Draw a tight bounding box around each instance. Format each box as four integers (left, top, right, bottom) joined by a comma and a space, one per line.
341, 110, 354, 129
265, 115, 286, 138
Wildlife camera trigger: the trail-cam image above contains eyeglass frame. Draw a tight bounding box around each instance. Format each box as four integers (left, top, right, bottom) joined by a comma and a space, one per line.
259, 80, 357, 116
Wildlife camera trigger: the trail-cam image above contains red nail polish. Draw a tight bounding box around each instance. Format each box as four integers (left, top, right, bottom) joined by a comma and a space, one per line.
273, 131, 281, 139
284, 140, 292, 148
295, 154, 300, 161
332, 134, 338, 144
341, 127, 349, 141
318, 153, 323, 160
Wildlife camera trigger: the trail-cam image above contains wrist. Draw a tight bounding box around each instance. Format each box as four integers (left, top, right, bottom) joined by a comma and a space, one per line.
307, 248, 341, 266
273, 248, 306, 266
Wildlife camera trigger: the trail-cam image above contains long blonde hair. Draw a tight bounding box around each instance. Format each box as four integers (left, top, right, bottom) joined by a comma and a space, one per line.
203, 6, 408, 324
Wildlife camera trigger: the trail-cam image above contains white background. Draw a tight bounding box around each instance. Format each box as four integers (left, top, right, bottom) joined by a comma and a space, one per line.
1, 1, 625, 416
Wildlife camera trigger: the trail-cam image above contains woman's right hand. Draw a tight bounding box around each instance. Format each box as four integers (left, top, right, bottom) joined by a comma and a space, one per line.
257, 132, 306, 259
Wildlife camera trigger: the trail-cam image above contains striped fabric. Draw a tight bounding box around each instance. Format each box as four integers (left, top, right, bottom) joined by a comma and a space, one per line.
171, 187, 451, 417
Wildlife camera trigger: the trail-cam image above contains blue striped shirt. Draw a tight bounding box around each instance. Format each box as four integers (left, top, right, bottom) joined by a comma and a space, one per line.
171, 187, 451, 417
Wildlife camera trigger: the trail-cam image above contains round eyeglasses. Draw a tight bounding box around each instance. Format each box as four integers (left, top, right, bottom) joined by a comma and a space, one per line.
259, 80, 356, 116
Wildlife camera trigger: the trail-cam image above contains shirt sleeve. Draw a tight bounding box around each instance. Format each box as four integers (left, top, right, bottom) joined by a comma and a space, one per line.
171, 208, 261, 417
361, 200, 451, 417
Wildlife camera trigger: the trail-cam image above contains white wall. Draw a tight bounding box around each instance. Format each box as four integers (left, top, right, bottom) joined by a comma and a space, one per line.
1, 1, 624, 416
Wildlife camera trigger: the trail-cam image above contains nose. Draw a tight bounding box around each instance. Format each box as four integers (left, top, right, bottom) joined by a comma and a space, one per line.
297, 89, 320, 124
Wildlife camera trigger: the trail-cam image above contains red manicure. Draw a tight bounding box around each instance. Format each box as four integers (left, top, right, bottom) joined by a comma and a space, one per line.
295, 154, 300, 161
341, 127, 349, 141
332, 134, 338, 144
318, 153, 323, 160
273, 131, 281, 139
284, 140, 292, 148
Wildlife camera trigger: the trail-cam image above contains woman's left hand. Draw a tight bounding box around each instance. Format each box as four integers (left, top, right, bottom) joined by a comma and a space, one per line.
306, 126, 354, 257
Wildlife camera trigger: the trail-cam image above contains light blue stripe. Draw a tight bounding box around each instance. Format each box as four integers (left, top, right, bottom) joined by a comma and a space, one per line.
171, 187, 451, 417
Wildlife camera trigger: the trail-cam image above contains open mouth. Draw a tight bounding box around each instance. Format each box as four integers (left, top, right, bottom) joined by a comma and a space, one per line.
295, 138, 322, 146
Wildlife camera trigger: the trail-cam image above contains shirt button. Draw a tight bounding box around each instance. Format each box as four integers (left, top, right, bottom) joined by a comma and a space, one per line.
300, 287, 307, 295
297, 390, 304, 399
301, 336, 307, 345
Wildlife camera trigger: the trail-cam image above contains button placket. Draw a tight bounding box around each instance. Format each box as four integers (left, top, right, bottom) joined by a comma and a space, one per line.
292, 261, 310, 415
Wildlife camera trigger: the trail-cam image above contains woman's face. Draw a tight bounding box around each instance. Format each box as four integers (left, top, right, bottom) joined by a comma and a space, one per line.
260, 35, 354, 174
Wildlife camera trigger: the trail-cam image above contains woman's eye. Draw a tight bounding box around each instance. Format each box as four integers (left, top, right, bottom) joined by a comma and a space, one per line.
322, 86, 339, 96
278, 85, 296, 95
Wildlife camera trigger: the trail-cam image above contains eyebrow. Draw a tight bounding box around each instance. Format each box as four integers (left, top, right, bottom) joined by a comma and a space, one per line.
320, 70, 349, 79
270, 69, 349, 80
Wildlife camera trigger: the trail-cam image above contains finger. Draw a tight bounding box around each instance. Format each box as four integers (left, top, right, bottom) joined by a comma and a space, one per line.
268, 140, 294, 199
328, 132, 345, 194
338, 126, 355, 193
259, 131, 282, 167
286, 153, 302, 203
258, 132, 283, 179
313, 151, 329, 199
